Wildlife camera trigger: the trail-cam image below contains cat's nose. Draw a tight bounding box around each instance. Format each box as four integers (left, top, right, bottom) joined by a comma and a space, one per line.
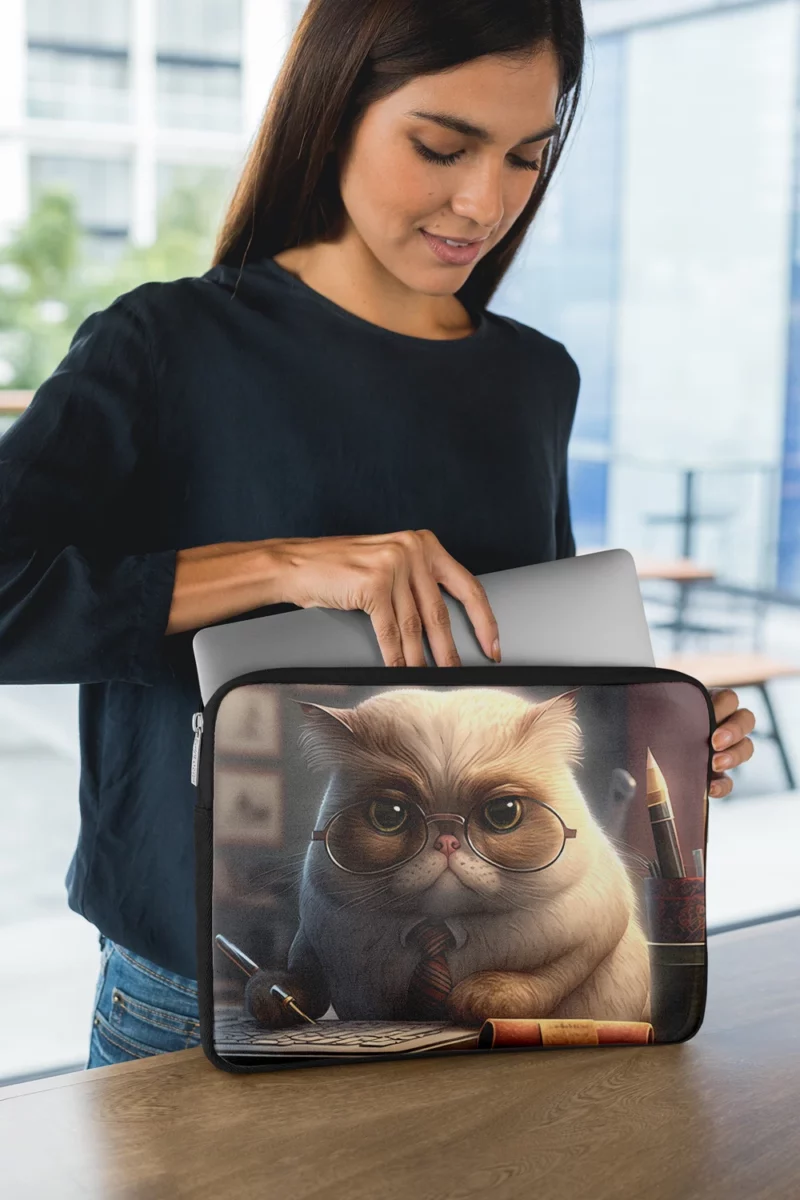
434, 833, 461, 858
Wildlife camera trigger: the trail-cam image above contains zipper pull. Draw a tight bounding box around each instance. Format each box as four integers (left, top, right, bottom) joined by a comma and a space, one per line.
190, 711, 204, 786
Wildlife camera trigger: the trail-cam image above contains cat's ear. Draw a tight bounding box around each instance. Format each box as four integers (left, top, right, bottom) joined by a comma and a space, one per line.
291, 700, 357, 733
518, 688, 583, 765
291, 700, 358, 772
535, 688, 581, 717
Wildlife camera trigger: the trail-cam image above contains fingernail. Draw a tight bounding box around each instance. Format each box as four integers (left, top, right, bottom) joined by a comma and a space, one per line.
714, 753, 732, 770
713, 730, 733, 749
492, 638, 501, 662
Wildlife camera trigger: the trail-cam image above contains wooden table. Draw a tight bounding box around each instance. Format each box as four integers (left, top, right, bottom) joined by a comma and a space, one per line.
627, 555, 719, 649
630, 555, 717, 585
0, 391, 33, 416
658, 652, 800, 690
2, 916, 799, 1199
579, 548, 719, 649
578, 548, 716, 583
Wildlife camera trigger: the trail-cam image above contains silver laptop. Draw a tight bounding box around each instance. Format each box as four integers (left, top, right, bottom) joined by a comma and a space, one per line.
193, 548, 653, 704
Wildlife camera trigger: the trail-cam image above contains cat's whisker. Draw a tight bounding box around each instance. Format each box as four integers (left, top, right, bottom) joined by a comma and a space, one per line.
247, 852, 309, 870
604, 834, 653, 873
236, 862, 313, 899
605, 833, 642, 853
326, 884, 393, 905
334, 883, 397, 911
322, 872, 399, 893
246, 864, 305, 882
374, 887, 427, 911
244, 859, 307, 885
460, 876, 548, 913
605, 832, 645, 851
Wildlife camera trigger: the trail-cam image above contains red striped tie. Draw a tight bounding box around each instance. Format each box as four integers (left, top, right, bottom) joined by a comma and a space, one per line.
405, 919, 456, 1019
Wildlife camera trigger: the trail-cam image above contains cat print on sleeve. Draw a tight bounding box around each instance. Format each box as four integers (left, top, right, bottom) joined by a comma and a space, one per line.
244, 687, 652, 1029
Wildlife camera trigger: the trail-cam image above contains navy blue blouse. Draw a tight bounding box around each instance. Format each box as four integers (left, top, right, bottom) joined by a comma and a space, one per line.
0, 255, 580, 977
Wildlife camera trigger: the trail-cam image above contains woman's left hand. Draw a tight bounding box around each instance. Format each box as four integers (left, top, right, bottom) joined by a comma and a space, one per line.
709, 688, 756, 798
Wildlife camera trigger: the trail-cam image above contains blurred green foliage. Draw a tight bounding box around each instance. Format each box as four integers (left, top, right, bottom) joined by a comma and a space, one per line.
0, 172, 231, 391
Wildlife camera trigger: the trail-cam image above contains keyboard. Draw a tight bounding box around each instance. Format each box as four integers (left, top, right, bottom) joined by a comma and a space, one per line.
213, 1007, 479, 1056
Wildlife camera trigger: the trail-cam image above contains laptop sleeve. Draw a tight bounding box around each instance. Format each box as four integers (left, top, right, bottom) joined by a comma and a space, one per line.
192, 665, 714, 1073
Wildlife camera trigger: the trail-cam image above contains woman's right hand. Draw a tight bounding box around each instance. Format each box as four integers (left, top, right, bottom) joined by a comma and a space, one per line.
270, 529, 501, 667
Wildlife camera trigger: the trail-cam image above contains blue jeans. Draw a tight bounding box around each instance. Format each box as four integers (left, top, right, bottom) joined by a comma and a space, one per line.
86, 934, 201, 1068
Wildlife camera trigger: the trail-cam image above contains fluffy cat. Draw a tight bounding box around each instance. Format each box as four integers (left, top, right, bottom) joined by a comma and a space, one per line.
245, 687, 651, 1027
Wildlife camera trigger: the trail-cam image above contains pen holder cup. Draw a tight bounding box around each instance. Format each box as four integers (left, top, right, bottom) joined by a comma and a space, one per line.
643, 876, 706, 1043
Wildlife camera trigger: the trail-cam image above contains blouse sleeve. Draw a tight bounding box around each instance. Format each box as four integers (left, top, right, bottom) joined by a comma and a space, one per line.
554, 344, 580, 560
0, 297, 177, 686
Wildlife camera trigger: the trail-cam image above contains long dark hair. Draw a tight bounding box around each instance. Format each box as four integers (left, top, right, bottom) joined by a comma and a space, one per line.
212, 0, 585, 313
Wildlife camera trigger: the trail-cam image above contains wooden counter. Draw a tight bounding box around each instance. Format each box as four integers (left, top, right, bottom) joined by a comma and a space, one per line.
2, 915, 799, 1199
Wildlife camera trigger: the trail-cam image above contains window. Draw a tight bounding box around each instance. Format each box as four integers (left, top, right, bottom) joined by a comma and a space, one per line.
156, 0, 242, 131
493, 0, 800, 931
155, 161, 236, 237
29, 155, 131, 250
287, 0, 309, 31
26, 0, 131, 124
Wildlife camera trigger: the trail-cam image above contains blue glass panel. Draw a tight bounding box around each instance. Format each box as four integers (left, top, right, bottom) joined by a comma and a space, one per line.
568, 459, 608, 552
778, 28, 800, 592
493, 34, 625, 450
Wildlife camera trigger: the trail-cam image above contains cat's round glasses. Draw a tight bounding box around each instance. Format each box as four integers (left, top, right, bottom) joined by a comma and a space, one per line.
311, 795, 577, 875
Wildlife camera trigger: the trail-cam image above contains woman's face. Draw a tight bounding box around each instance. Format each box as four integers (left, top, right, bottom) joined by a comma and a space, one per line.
336, 47, 561, 295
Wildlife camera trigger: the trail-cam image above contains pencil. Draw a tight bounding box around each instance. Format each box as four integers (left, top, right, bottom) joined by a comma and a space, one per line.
215, 933, 259, 977
645, 749, 686, 878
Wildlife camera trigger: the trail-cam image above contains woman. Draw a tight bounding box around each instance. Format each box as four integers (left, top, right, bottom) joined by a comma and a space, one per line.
0, 0, 754, 1068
